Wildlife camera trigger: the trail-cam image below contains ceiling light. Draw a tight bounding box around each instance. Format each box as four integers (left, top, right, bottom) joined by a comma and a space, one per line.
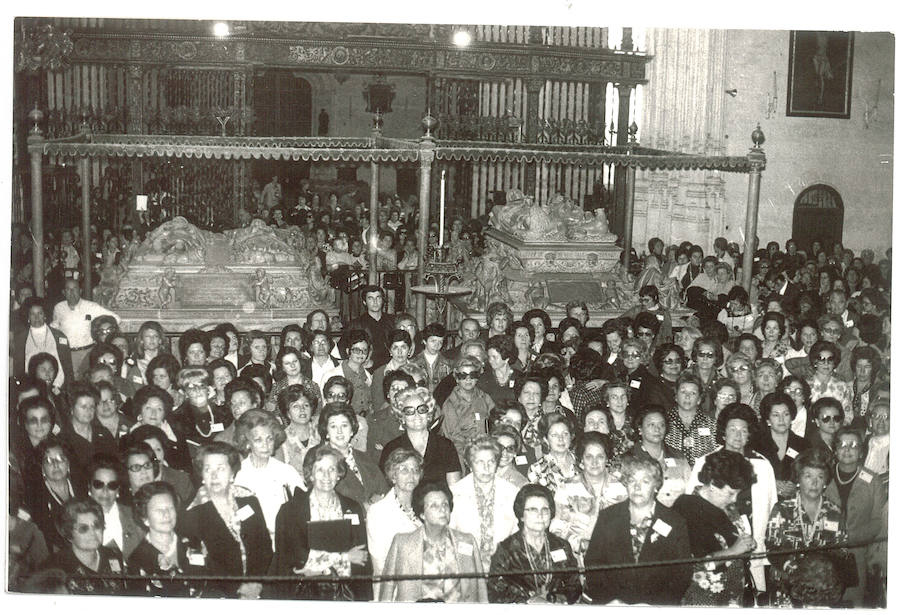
453, 31, 472, 47
213, 22, 230, 38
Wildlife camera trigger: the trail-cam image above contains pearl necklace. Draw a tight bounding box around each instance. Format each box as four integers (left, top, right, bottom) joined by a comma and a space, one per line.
835, 467, 860, 486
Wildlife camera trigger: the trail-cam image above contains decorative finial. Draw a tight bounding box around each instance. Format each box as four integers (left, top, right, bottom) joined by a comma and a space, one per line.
751, 123, 765, 149
628, 121, 638, 143
422, 108, 439, 139
28, 103, 44, 135
373, 109, 384, 133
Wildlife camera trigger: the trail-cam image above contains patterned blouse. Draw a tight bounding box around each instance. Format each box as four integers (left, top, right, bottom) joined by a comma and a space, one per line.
629, 507, 657, 562
808, 375, 853, 424
664, 409, 717, 466
421, 531, 462, 601
527, 451, 579, 494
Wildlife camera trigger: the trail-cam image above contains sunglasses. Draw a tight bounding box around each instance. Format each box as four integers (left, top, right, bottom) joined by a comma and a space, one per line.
74, 520, 103, 534
816, 356, 836, 364
696, 351, 716, 358
662, 358, 682, 365
127, 461, 154, 473
455, 371, 480, 381
401, 404, 431, 416
498, 444, 517, 454
622, 352, 641, 359
818, 415, 841, 424
91, 479, 121, 491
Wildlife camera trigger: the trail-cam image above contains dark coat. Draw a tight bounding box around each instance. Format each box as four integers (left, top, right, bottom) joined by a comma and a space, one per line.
754, 430, 810, 483
488, 530, 582, 604
12, 324, 75, 385
126, 535, 207, 597
583, 500, 692, 605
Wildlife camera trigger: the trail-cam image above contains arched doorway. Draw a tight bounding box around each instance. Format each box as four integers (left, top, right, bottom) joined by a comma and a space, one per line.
791, 184, 844, 253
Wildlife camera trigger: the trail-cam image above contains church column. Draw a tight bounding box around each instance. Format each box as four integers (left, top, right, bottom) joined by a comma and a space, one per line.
28, 125, 45, 296
612, 85, 633, 235
79, 155, 93, 298
126, 63, 144, 210
741, 127, 766, 292
523, 78, 542, 196
368, 160, 380, 283
416, 143, 435, 326
622, 164, 636, 272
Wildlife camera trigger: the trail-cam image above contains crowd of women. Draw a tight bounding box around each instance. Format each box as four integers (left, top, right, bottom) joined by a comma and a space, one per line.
7, 236, 890, 607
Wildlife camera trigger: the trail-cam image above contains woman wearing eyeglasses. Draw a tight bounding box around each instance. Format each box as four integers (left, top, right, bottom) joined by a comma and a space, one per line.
28, 437, 84, 552
488, 483, 581, 603
725, 352, 756, 409
267, 346, 320, 413
711, 378, 740, 421
779, 375, 813, 437
490, 423, 529, 488
806, 397, 844, 460
441, 356, 495, 467
687, 337, 724, 416
806, 340, 853, 423
322, 329, 375, 419
642, 343, 686, 411
620, 338, 653, 409
381, 387, 462, 486
87, 454, 144, 561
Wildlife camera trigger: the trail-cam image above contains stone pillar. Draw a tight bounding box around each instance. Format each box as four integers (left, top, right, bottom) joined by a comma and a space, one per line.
524, 78, 542, 196
369, 160, 380, 283
416, 144, 435, 326
623, 164, 637, 272
611, 85, 633, 235
742, 128, 767, 291
126, 63, 144, 215
80, 156, 92, 298
28, 130, 45, 296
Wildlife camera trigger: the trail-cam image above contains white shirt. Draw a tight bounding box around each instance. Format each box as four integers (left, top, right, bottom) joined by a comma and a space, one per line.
51, 299, 119, 348
311, 356, 339, 394
103, 501, 124, 553
234, 456, 305, 538
24, 325, 65, 389
366, 487, 421, 577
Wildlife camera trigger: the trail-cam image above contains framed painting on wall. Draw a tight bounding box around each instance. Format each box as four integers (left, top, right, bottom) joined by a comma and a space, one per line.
786, 31, 854, 119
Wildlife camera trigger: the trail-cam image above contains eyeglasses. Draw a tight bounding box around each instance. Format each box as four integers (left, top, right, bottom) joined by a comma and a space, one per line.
349, 346, 368, 356
836, 441, 859, 449
662, 358, 682, 365
818, 415, 841, 424
44, 456, 68, 466
784, 387, 805, 396
184, 383, 208, 392
498, 444, 517, 454
717, 391, 737, 400
524, 507, 553, 516
821, 327, 842, 335
74, 520, 103, 534
401, 404, 431, 416
816, 356, 836, 364
696, 351, 716, 358
622, 352, 642, 359
127, 461, 154, 473
455, 371, 480, 381
729, 365, 750, 372
327, 392, 348, 401
91, 479, 121, 491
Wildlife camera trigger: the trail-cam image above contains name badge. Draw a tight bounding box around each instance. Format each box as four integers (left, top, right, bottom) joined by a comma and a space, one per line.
188, 552, 206, 566
457, 542, 474, 556
550, 548, 567, 563
656, 314, 664, 321
474, 413, 481, 421
59, 337, 68, 346
859, 471, 873, 483
17, 508, 31, 521
508, 380, 515, 388
786, 447, 799, 459
607, 355, 616, 364
109, 559, 121, 572
652, 519, 672, 537
515, 455, 528, 465
824, 520, 840, 532
236, 505, 254, 521
664, 458, 677, 468
210, 422, 225, 433
132, 376, 144, 384
344, 513, 360, 526
697, 427, 711, 437
630, 380, 641, 389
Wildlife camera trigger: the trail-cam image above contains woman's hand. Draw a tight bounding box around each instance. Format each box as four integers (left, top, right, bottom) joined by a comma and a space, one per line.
347, 544, 368, 566
728, 533, 757, 556
237, 582, 262, 599
776, 480, 797, 499
584, 379, 608, 392
527, 594, 549, 604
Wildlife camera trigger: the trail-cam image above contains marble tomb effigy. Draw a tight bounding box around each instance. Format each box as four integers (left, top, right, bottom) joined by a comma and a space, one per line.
97, 217, 335, 331
468, 190, 638, 315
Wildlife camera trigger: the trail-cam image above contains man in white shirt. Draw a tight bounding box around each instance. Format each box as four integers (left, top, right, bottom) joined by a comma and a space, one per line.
52, 278, 120, 380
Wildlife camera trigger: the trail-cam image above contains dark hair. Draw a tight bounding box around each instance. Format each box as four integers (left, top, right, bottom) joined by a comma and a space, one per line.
811, 396, 845, 423
69, 381, 100, 407
178, 328, 210, 361
277, 382, 319, 423
487, 399, 527, 431
132, 481, 180, 529
17, 395, 57, 431
146, 353, 181, 386
340, 328, 371, 359
759, 392, 797, 422
512, 483, 555, 526
421, 322, 447, 341
240, 363, 273, 394
691, 337, 724, 366
58, 497, 104, 541
808, 340, 841, 367
601, 318, 629, 342
193, 441, 242, 478
27, 352, 58, 380
675, 371, 703, 394
523, 309, 552, 334
537, 412, 575, 442
382, 369, 416, 400
486, 334, 517, 364
701, 320, 730, 346
490, 422, 524, 454
212, 323, 240, 351
304, 309, 332, 334
556, 316, 583, 339
697, 449, 757, 491
735, 334, 762, 360
850, 345, 882, 378
324, 375, 354, 402
280, 324, 309, 353
715, 402, 760, 447
510, 320, 535, 344
486, 302, 514, 330
792, 447, 834, 483
411, 481, 454, 521
568, 347, 604, 382
634, 404, 668, 439
634, 311, 662, 336
123, 441, 159, 482
761, 311, 787, 339
316, 401, 359, 441
652, 342, 686, 373
302, 444, 348, 486
91, 314, 121, 344
128, 424, 169, 452
225, 377, 263, 413
575, 431, 614, 462
208, 358, 236, 381
388, 329, 413, 349
638, 285, 660, 304
779, 375, 811, 406
273, 345, 303, 378
89, 342, 124, 372
514, 372, 549, 401
133, 385, 174, 418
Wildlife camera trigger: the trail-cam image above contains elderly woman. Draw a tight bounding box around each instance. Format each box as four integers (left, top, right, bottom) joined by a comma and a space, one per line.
779, 374, 813, 437
449, 434, 520, 570
366, 447, 424, 579
381, 387, 462, 486
754, 392, 809, 501
267, 346, 320, 412
491, 423, 529, 488
488, 484, 581, 603
127, 481, 206, 597
725, 351, 757, 409
807, 340, 853, 422
687, 402, 778, 594
58, 382, 119, 472
367, 371, 416, 457
180, 441, 273, 599
87, 454, 144, 560
864, 400, 889, 475
275, 383, 321, 475
674, 450, 759, 606
309, 330, 341, 393
27, 437, 83, 551
322, 329, 374, 418
823, 427, 887, 606
687, 337, 724, 415
131, 384, 192, 473
314, 402, 388, 505
527, 413, 578, 493
44, 497, 126, 594
765, 448, 848, 607
441, 356, 495, 466
551, 432, 627, 558
380, 481, 487, 602
271, 445, 373, 601
630, 405, 692, 508
753, 357, 783, 413
233, 409, 305, 539
711, 377, 740, 420
584, 454, 692, 605
849, 345, 883, 429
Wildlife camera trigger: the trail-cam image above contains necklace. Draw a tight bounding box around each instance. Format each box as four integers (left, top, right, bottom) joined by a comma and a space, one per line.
835, 467, 860, 485
193, 407, 216, 438
523, 534, 552, 597
28, 326, 51, 349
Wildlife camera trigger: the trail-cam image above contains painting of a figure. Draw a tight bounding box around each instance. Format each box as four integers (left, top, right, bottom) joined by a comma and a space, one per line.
786, 31, 854, 118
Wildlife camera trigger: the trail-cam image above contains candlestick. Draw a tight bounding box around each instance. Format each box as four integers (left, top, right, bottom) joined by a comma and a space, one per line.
439, 169, 446, 248
773, 71, 777, 99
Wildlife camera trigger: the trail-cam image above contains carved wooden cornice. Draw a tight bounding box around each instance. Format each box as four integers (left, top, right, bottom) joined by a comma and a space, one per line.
68, 32, 649, 84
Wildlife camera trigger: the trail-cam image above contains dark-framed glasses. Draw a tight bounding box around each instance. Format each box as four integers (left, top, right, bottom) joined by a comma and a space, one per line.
91, 479, 121, 491
401, 404, 431, 416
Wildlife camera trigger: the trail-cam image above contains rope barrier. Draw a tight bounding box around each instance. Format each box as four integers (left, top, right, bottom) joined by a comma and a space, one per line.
59, 535, 886, 585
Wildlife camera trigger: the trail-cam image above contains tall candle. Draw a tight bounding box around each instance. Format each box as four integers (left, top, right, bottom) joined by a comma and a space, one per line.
439, 169, 446, 248
773, 71, 777, 99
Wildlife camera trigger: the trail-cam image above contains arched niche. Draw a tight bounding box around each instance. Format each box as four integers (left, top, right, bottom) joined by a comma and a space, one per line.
791, 184, 844, 253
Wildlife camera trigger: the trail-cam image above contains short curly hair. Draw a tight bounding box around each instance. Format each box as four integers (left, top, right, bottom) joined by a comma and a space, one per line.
490, 422, 524, 454
133, 385, 174, 418
58, 497, 104, 541
411, 481, 453, 521
514, 372, 549, 401
393, 386, 437, 422
759, 392, 797, 422
619, 453, 663, 492
233, 409, 286, 456
512, 483, 555, 526
792, 446, 834, 484
302, 444, 348, 487
652, 343, 686, 373
277, 382, 319, 424
193, 441, 242, 478
463, 434, 501, 470
575, 431, 613, 463
316, 401, 360, 441
486, 334, 517, 364
697, 449, 757, 491
715, 402, 761, 447
537, 412, 575, 442
132, 481, 180, 530
382, 446, 423, 484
